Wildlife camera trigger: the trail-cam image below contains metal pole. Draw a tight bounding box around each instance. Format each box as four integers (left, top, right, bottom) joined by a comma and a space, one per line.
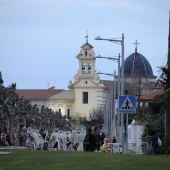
106, 97, 109, 135
94, 34, 125, 144
110, 83, 114, 137
105, 99, 107, 135
126, 113, 128, 154
117, 53, 121, 143
165, 110, 167, 142
113, 70, 116, 138
104, 103, 106, 134
121, 33, 125, 152
138, 77, 141, 120
121, 33, 125, 95
109, 88, 112, 136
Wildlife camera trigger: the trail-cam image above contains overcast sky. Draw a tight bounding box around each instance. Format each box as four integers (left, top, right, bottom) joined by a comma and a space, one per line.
0, 0, 169, 89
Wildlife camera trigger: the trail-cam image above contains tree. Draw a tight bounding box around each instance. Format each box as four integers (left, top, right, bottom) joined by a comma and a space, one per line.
0, 72, 70, 146
89, 107, 104, 128
141, 114, 166, 154
154, 12, 170, 145
156, 67, 170, 144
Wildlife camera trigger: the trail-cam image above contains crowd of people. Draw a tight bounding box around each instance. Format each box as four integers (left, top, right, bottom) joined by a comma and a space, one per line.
0, 125, 161, 154
83, 128, 105, 152
0, 126, 11, 146
0, 125, 107, 152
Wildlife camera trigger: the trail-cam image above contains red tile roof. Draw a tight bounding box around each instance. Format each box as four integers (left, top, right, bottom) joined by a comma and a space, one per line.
140, 88, 164, 101
16, 86, 63, 100
100, 80, 113, 90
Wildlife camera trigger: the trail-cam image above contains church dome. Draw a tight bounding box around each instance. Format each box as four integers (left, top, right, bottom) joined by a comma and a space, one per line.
124, 49, 155, 77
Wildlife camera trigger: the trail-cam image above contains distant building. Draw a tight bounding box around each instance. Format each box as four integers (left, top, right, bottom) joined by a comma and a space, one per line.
16, 40, 161, 120
124, 46, 157, 96
140, 88, 164, 115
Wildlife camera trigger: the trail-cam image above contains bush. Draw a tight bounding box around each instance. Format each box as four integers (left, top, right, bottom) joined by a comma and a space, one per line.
140, 114, 170, 154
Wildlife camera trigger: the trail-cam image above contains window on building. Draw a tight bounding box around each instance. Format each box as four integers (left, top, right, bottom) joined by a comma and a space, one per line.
84, 81, 88, 84
49, 107, 54, 111
83, 92, 88, 104
88, 63, 91, 73
49, 104, 54, 111
82, 63, 85, 73
67, 109, 70, 119
59, 108, 61, 113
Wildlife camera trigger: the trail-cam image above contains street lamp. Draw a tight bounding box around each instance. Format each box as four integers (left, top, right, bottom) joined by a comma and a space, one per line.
94, 34, 124, 96
95, 36, 123, 45
97, 72, 115, 137
97, 72, 114, 76
96, 54, 121, 102
96, 55, 121, 141
137, 77, 141, 120
95, 34, 125, 149
97, 88, 110, 135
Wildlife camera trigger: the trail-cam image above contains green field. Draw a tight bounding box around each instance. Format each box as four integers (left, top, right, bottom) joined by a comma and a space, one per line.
0, 150, 170, 170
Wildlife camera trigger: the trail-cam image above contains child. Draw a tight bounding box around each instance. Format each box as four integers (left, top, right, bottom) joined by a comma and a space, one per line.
25, 137, 33, 148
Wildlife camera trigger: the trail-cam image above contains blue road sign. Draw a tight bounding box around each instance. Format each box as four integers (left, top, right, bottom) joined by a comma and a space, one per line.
119, 96, 136, 113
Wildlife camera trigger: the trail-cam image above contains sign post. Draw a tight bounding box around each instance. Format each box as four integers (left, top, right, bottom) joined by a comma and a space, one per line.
119, 96, 136, 153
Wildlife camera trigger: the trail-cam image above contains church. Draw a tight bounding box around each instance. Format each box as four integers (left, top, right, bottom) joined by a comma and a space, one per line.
16, 39, 159, 121
17, 39, 107, 121
124, 41, 158, 96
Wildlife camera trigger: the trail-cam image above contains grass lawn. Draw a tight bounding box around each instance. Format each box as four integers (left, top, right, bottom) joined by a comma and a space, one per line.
0, 150, 170, 170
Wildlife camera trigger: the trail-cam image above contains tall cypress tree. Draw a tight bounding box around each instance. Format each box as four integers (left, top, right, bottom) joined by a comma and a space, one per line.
0, 72, 4, 85
166, 11, 170, 144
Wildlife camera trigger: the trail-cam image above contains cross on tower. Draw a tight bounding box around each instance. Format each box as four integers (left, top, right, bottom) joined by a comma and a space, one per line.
133, 40, 140, 52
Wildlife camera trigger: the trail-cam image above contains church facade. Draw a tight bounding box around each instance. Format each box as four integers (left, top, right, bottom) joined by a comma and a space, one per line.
47, 41, 106, 119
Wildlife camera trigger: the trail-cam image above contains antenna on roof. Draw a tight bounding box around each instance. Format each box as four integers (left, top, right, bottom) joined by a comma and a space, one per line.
47, 83, 49, 89
85, 30, 88, 43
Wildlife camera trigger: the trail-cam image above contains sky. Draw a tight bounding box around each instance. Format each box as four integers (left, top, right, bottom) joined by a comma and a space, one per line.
0, 0, 169, 90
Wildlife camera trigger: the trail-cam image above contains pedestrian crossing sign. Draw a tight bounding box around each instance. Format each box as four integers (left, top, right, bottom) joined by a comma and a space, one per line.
119, 96, 136, 113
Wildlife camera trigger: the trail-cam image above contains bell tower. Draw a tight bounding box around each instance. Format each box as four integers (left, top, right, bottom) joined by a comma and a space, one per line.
73, 38, 100, 83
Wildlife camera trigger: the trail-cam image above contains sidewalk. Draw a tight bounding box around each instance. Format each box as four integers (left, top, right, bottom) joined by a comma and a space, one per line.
0, 146, 28, 150
0, 151, 11, 156
0, 146, 28, 156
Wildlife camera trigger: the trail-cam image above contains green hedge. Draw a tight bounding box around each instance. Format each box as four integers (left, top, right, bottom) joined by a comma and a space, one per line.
141, 114, 170, 154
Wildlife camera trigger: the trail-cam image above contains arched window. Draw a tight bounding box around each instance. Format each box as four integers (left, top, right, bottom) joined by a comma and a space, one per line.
88, 63, 91, 73
82, 63, 85, 73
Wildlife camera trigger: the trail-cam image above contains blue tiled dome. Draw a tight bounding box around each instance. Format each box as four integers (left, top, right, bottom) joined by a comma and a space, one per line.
124, 50, 155, 77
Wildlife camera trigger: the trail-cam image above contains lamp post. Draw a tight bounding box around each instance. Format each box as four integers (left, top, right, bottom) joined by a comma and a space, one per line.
0, 72, 4, 128
97, 72, 115, 137
137, 77, 141, 120
96, 54, 121, 97
94, 34, 124, 93
97, 90, 110, 135
94, 34, 124, 95
96, 55, 121, 141
95, 34, 125, 150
